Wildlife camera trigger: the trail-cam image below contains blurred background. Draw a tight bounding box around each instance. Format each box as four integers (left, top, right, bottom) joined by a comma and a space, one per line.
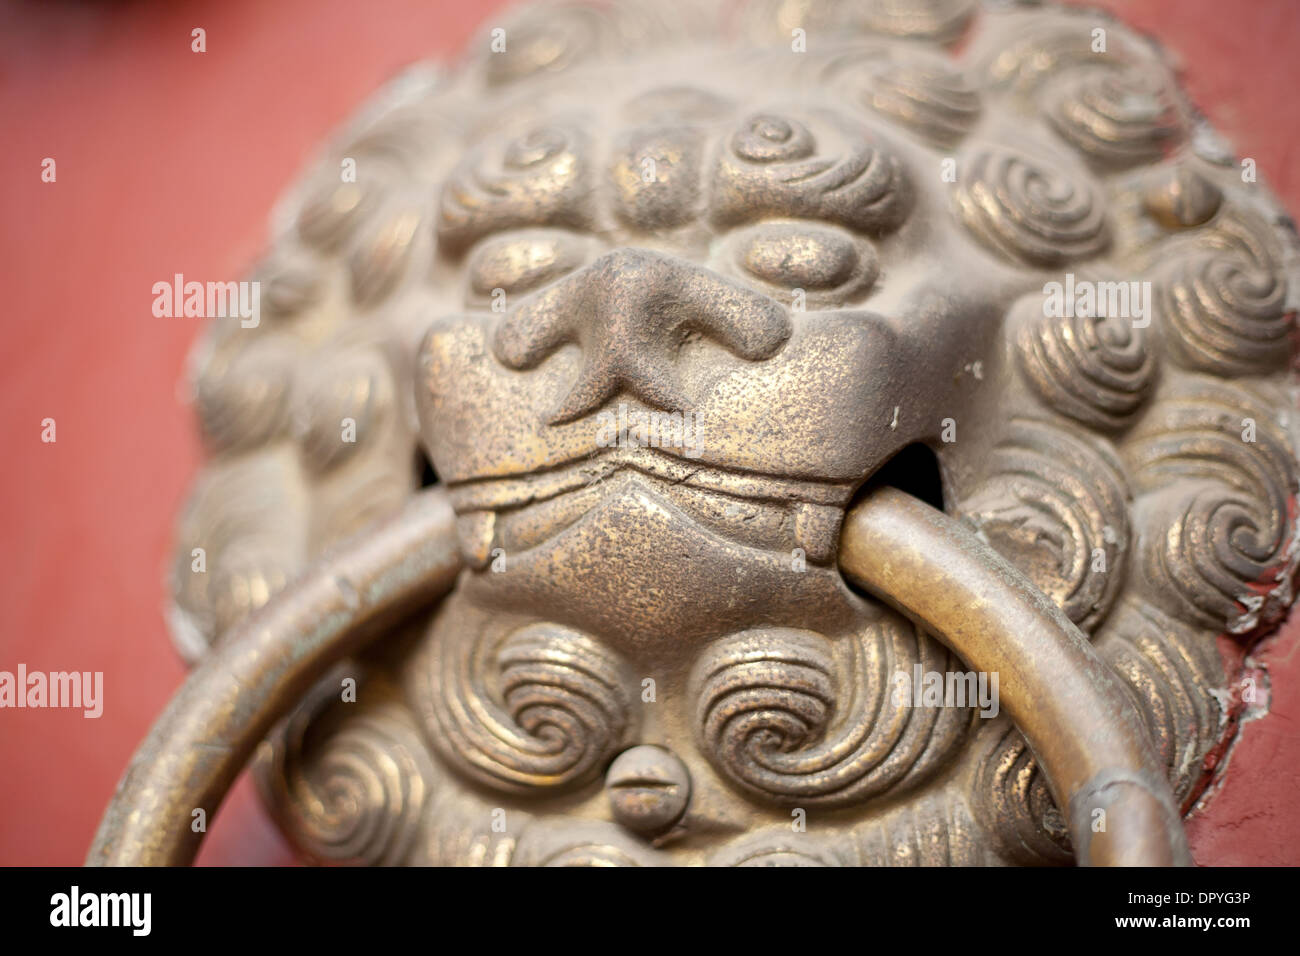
1, 0, 1298, 866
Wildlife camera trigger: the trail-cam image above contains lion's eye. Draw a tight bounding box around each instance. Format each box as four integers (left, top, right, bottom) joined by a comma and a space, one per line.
730, 222, 878, 306
465, 230, 590, 305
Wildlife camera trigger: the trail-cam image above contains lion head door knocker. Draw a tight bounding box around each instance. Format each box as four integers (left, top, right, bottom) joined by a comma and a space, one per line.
92, 0, 1299, 866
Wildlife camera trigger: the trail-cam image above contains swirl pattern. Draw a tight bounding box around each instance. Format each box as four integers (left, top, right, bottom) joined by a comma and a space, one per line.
161, 0, 1300, 867
297, 175, 388, 255
296, 349, 397, 475
260, 682, 435, 867
708, 831, 845, 867
308, 453, 414, 548
978, 595, 1227, 863
249, 248, 326, 323
978, 17, 1148, 92
851, 791, 991, 865
1047, 66, 1183, 168
867, 62, 981, 147
691, 621, 970, 808
735, 0, 973, 46
475, 0, 705, 88
973, 725, 1072, 865
710, 110, 911, 235
415, 615, 635, 794
958, 418, 1131, 633
953, 147, 1109, 266
194, 338, 297, 455
1122, 383, 1300, 635
857, 0, 976, 42
1157, 212, 1292, 376
169, 450, 308, 656
345, 201, 424, 307
521, 827, 662, 867
482, 2, 612, 87
1015, 288, 1156, 430
437, 124, 593, 255
419, 803, 667, 866
1095, 598, 1225, 803
293, 99, 449, 309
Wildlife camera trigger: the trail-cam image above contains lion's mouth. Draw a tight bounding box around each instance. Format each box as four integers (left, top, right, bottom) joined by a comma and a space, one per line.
444, 444, 856, 565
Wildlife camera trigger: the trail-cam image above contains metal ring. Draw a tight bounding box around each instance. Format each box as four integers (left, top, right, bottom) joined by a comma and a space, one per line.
87, 489, 462, 866
838, 486, 1191, 866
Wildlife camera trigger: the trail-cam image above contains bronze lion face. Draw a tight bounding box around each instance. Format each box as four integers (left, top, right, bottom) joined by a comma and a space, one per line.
95, 0, 1299, 867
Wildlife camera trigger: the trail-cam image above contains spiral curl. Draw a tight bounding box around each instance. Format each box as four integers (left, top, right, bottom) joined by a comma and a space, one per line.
857, 0, 976, 42
296, 349, 396, 475
1015, 289, 1156, 431
691, 621, 970, 808
979, 595, 1228, 864
194, 339, 297, 455
973, 726, 1072, 865
170, 449, 307, 655
868, 63, 981, 147
1122, 383, 1300, 635
852, 791, 991, 866
959, 418, 1131, 633
419, 618, 635, 794
710, 110, 911, 235
1095, 598, 1225, 803
1047, 66, 1183, 168
437, 124, 593, 254
1157, 212, 1292, 377
953, 146, 1109, 267
262, 687, 435, 867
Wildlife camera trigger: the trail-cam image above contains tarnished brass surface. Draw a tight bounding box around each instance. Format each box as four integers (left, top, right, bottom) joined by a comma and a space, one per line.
95, 0, 1300, 865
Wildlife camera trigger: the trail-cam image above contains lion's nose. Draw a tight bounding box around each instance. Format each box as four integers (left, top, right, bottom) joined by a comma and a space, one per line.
492, 247, 791, 424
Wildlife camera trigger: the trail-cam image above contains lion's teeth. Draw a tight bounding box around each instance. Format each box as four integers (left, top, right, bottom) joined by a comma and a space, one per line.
793, 502, 843, 564
456, 511, 496, 568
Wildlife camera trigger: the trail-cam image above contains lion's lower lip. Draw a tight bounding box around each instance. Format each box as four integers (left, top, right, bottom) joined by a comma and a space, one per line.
445, 444, 854, 513
447, 447, 853, 565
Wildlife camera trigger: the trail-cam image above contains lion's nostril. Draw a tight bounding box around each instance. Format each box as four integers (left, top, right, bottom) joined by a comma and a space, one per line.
493, 247, 791, 424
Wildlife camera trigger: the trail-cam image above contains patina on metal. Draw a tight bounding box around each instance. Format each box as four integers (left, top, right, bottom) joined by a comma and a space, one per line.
93, 0, 1300, 866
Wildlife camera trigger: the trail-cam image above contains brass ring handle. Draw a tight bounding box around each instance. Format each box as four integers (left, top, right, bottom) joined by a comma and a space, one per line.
839, 487, 1191, 866
89, 484, 1188, 866
87, 489, 462, 866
